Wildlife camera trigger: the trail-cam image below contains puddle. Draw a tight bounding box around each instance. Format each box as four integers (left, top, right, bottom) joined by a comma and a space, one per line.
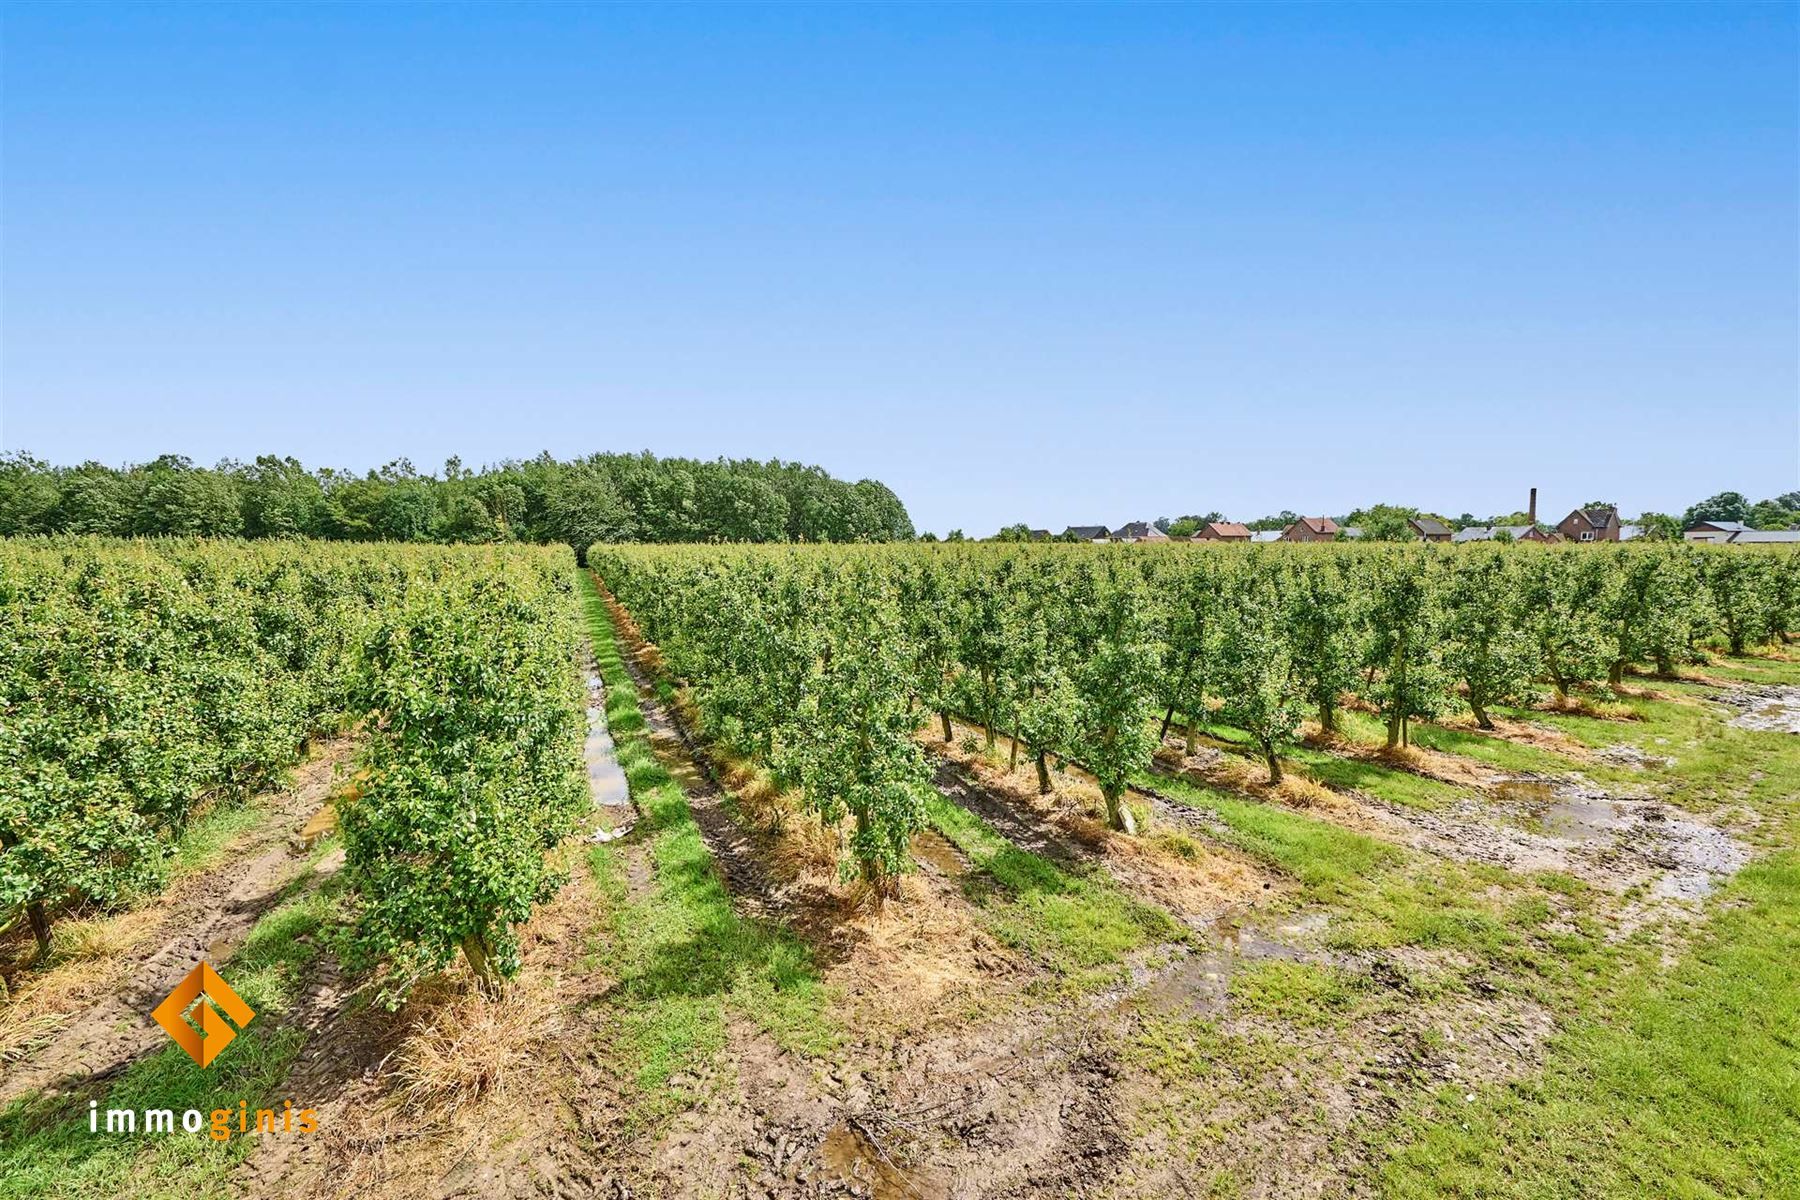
818, 1122, 940, 1200
1487, 775, 1750, 900
1721, 685, 1800, 733
1140, 909, 1322, 1016
1492, 779, 1555, 806
909, 830, 968, 877
584, 668, 631, 809
1523, 795, 1630, 844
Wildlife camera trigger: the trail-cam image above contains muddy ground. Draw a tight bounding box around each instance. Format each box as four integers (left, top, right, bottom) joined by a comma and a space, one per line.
2, 645, 1772, 1199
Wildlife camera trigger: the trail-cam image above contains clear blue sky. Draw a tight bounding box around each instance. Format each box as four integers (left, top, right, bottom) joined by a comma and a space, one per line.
3, 2, 1795, 535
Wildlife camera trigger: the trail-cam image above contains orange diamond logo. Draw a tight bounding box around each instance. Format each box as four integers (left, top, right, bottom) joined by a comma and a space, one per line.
152, 961, 255, 1067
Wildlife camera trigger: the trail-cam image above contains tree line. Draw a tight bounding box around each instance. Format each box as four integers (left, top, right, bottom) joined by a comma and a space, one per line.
592, 540, 1798, 885
0, 450, 915, 554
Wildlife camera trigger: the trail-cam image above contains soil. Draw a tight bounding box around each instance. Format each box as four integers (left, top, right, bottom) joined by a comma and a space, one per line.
31, 601, 1775, 1199
0, 738, 357, 1106
1718, 684, 1800, 733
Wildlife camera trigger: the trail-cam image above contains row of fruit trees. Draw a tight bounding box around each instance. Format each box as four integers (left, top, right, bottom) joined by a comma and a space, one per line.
0, 538, 588, 995
592, 540, 1798, 885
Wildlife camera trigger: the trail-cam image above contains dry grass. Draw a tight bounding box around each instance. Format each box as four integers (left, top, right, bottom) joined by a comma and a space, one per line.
1540, 694, 1639, 721
1433, 712, 1593, 757
393, 979, 560, 1117
0, 1004, 68, 1065
49, 911, 157, 963
0, 908, 163, 1063
936, 723, 1272, 923
1150, 742, 1382, 830
822, 869, 1026, 1037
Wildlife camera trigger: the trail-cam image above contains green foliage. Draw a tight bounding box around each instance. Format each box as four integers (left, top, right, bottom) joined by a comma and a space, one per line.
593, 539, 1797, 853
1365, 549, 1452, 746
1441, 549, 1538, 725
0, 450, 913, 548
1683, 490, 1751, 526
0, 538, 586, 993
1347, 503, 1420, 542
1212, 566, 1300, 781
338, 552, 588, 992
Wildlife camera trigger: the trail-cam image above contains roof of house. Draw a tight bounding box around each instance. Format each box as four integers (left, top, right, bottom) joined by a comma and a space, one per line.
1731, 529, 1800, 543
1452, 524, 1542, 542
1028, 529, 1051, 540
1567, 506, 1617, 528
1290, 516, 1339, 536
1411, 516, 1452, 537
1113, 521, 1169, 540
1250, 529, 1283, 542
1063, 525, 1110, 540
1203, 521, 1251, 538
1690, 520, 1751, 533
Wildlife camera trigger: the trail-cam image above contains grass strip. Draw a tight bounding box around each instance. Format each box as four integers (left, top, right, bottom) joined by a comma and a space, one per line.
577, 571, 834, 1120
0, 879, 339, 1200
922, 789, 1183, 981
1381, 848, 1800, 1199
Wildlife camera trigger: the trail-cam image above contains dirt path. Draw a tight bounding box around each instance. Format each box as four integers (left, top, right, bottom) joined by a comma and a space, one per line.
0, 738, 355, 1106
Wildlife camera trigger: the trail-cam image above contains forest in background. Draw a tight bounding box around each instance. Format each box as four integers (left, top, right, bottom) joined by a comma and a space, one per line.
0, 450, 915, 553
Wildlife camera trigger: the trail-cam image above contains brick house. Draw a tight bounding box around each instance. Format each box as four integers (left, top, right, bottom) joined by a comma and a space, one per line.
1558, 505, 1621, 543
1281, 516, 1340, 543
1193, 521, 1251, 542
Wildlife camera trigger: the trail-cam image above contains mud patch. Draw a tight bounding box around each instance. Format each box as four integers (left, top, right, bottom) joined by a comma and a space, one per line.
1138, 909, 1330, 1018
909, 830, 968, 878
1373, 772, 1752, 905
1719, 684, 1800, 733
1595, 742, 1675, 769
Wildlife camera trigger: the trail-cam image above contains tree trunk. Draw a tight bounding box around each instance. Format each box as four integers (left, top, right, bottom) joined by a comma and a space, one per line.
1386, 709, 1403, 749
1545, 644, 1570, 700
1318, 699, 1336, 735
1608, 659, 1625, 691
26, 902, 51, 963
1185, 715, 1197, 756
1159, 704, 1176, 741
1103, 787, 1138, 836
1008, 733, 1019, 771
1262, 741, 1282, 785
461, 934, 502, 996
940, 711, 952, 743
1036, 752, 1052, 794
1470, 697, 1493, 730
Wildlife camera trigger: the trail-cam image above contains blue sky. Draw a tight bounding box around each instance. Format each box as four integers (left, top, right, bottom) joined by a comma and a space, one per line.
3, 2, 1795, 535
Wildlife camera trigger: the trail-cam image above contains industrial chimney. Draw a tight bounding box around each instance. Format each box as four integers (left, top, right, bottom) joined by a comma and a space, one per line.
1529, 487, 1538, 524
